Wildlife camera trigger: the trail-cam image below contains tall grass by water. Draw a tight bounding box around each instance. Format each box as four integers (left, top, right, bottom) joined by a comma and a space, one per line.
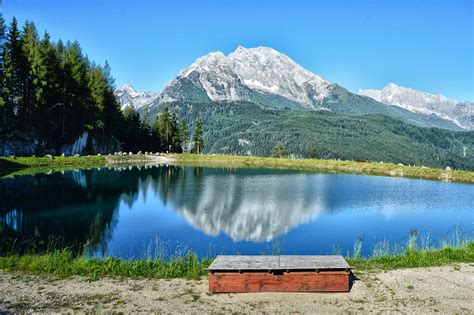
0, 231, 472, 279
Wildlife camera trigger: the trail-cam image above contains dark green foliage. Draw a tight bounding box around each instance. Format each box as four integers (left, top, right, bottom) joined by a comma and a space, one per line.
149, 101, 474, 170
153, 107, 181, 152
179, 119, 189, 153
272, 144, 287, 158
310, 148, 318, 159
0, 16, 169, 154
191, 118, 204, 154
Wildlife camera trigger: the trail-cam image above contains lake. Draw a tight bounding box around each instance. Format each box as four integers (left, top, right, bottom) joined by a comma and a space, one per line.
0, 165, 472, 259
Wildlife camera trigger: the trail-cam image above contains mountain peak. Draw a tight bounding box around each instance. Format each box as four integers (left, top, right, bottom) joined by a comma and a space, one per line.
166, 45, 333, 107
115, 84, 158, 110
385, 82, 399, 89
358, 83, 473, 129
118, 83, 138, 97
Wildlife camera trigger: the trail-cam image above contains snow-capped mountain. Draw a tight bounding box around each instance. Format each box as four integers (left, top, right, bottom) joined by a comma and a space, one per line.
358, 83, 473, 130
157, 46, 335, 110
115, 84, 159, 110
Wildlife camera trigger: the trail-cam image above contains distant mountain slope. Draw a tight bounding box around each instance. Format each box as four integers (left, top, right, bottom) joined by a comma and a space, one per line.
115, 84, 158, 110
147, 101, 474, 170
358, 83, 473, 130
152, 46, 461, 130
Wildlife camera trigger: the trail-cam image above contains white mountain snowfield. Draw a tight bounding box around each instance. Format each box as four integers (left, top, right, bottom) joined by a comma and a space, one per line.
358, 83, 473, 130
115, 84, 159, 110
115, 46, 472, 130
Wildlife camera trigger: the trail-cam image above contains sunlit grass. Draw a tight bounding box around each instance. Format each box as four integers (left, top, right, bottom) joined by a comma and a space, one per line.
173, 154, 474, 183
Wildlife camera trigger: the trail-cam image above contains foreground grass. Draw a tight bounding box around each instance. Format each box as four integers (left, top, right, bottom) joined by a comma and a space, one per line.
347, 242, 474, 270
0, 242, 472, 280
174, 154, 474, 183
0, 252, 212, 280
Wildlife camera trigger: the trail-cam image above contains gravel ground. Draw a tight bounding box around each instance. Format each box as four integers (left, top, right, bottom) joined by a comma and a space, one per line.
1, 263, 473, 314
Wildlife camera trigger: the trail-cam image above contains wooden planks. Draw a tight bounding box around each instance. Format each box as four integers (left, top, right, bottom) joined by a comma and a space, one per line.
208, 270, 350, 293
208, 255, 351, 293
208, 255, 350, 271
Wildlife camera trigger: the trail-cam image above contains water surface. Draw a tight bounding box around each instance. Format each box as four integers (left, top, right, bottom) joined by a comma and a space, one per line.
0, 165, 472, 258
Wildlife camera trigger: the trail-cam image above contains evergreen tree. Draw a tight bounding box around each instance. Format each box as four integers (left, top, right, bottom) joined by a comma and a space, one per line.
2, 17, 23, 128
0, 13, 6, 128
154, 107, 180, 152
272, 144, 287, 158
191, 118, 204, 154
0, 16, 157, 155
122, 105, 141, 151
20, 21, 44, 128
179, 119, 189, 153
39, 32, 62, 144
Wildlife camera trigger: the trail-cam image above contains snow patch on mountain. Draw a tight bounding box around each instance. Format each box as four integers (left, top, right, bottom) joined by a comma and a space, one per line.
115, 84, 159, 110
358, 83, 473, 130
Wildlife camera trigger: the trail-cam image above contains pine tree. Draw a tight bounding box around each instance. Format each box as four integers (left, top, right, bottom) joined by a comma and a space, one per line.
191, 118, 204, 154
21, 21, 46, 129
3, 17, 23, 128
62, 40, 92, 141
179, 119, 189, 153
39, 32, 62, 144
0, 13, 6, 128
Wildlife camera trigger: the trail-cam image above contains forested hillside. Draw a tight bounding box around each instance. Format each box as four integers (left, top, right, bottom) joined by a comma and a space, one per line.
148, 101, 474, 170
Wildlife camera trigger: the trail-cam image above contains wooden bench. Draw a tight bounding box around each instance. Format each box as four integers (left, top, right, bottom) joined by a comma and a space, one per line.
208, 255, 351, 293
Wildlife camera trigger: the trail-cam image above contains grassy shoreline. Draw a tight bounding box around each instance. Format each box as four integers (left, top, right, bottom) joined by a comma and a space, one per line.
0, 155, 162, 177
0, 242, 472, 280
1, 153, 473, 183
173, 154, 474, 183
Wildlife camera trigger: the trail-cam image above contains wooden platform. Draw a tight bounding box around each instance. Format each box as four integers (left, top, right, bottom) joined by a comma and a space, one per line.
208, 255, 351, 293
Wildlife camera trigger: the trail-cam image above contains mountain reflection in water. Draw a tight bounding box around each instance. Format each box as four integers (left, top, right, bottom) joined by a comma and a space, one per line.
1, 165, 472, 258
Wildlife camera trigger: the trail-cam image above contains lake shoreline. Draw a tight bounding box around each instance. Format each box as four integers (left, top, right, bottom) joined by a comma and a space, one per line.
1, 263, 472, 313
0, 154, 174, 177
1, 153, 474, 183
173, 154, 474, 183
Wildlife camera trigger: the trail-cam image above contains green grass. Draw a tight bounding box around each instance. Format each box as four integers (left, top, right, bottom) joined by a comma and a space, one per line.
0, 155, 107, 169
2, 154, 473, 183
0, 155, 159, 177
348, 242, 474, 270
173, 154, 474, 183
0, 251, 211, 280
0, 242, 472, 280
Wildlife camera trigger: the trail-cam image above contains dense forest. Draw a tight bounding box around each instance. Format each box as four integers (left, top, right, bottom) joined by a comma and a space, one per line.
148, 101, 474, 170
0, 15, 202, 155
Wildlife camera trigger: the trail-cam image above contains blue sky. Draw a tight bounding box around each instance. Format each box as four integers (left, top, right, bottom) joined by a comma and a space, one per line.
3, 0, 473, 101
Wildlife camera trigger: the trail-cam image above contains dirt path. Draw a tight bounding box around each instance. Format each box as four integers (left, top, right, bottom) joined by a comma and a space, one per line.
1, 264, 473, 314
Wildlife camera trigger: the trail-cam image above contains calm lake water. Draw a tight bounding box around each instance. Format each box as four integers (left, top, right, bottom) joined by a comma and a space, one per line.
0, 165, 472, 258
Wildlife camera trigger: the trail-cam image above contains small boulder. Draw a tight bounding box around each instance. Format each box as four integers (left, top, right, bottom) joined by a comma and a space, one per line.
74, 154, 80, 157
445, 166, 452, 171
61, 153, 65, 157
45, 154, 53, 159
129, 152, 133, 156
97, 153, 101, 156
137, 151, 142, 155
